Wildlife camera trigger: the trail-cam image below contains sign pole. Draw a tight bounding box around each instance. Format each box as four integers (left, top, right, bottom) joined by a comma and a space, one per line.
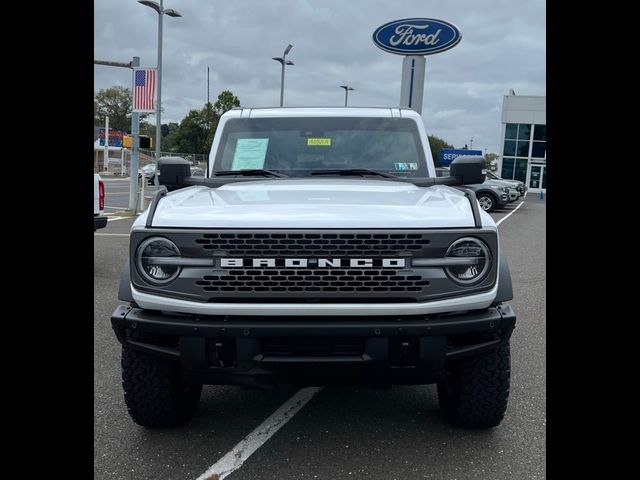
399, 55, 426, 114
103, 116, 109, 171
372, 18, 462, 116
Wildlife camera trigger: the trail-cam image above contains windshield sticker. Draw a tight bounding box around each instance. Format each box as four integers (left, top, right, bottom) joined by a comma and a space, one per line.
232, 138, 269, 170
307, 138, 332, 146
394, 162, 418, 171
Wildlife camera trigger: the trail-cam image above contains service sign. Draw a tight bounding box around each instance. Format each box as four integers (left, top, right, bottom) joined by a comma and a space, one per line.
373, 18, 462, 55
440, 149, 483, 167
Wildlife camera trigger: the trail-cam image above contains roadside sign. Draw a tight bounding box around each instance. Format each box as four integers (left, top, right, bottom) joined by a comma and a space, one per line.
99, 128, 125, 147
372, 18, 462, 56
440, 149, 483, 166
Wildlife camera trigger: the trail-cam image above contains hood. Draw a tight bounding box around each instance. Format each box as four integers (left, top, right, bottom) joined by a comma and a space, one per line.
141, 178, 479, 229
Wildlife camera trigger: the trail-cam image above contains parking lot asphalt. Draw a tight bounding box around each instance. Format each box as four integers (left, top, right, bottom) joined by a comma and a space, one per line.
94, 194, 545, 480
101, 177, 162, 211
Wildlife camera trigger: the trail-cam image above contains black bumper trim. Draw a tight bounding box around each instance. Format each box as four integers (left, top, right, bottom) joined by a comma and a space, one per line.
110, 305, 516, 386
111, 304, 515, 341
94, 215, 108, 230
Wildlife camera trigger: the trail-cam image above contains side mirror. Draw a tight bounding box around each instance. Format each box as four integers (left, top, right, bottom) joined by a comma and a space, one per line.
450, 155, 485, 185
158, 156, 191, 188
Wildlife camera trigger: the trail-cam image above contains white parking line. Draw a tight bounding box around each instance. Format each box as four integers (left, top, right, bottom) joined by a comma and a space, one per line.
496, 199, 526, 226
94, 233, 130, 237
195, 387, 322, 480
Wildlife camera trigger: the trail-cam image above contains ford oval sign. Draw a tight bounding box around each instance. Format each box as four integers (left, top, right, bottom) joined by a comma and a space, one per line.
373, 18, 462, 55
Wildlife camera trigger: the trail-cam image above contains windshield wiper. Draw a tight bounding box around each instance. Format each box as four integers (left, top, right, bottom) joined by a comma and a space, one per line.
214, 169, 287, 178
310, 168, 397, 178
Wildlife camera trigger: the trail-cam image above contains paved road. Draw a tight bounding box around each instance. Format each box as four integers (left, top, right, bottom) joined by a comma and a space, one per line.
94, 195, 545, 479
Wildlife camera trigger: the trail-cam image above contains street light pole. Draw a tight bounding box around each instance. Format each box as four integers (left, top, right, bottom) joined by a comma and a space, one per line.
138, 0, 182, 164
155, 0, 163, 163
279, 59, 285, 107
339, 85, 354, 106
470, 136, 474, 150
273, 44, 294, 107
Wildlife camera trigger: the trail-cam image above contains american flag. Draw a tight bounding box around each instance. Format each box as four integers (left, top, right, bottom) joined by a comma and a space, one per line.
133, 68, 156, 112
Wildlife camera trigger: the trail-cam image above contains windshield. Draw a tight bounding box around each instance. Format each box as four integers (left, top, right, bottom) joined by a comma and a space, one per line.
212, 117, 429, 177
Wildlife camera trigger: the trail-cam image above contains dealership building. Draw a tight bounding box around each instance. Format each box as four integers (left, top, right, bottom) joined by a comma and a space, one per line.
497, 94, 546, 192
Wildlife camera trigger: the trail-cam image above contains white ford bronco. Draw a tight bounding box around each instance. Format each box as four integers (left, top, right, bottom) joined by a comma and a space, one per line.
111, 107, 516, 429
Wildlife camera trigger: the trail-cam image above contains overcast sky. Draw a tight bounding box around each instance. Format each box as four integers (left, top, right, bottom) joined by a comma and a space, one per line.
94, 0, 545, 154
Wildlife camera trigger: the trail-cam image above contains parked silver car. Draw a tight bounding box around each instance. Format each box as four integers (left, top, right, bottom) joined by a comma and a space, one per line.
436, 167, 510, 212
138, 163, 157, 185
484, 170, 526, 197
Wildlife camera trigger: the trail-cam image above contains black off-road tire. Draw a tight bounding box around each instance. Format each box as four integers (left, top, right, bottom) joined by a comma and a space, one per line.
437, 342, 510, 429
122, 345, 202, 428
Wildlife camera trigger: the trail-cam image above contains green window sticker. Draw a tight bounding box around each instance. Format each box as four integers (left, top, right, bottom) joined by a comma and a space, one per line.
394, 162, 418, 171
232, 138, 269, 170
307, 138, 332, 146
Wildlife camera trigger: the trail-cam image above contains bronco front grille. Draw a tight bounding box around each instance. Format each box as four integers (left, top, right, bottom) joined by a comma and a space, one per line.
195, 268, 431, 295
194, 232, 431, 257
130, 229, 499, 303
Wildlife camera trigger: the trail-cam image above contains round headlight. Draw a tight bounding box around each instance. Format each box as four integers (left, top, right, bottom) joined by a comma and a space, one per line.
136, 237, 181, 285
445, 237, 491, 285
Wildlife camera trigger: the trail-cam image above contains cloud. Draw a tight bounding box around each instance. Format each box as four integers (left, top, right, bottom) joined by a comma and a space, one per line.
94, 0, 545, 153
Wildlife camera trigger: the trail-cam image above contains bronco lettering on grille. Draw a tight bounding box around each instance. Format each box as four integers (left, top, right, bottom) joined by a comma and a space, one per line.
220, 258, 406, 268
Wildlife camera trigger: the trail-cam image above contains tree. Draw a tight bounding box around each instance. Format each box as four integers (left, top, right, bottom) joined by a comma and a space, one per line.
428, 135, 454, 167
94, 86, 149, 131
167, 106, 219, 154
484, 152, 498, 169
164, 90, 241, 155
214, 90, 240, 115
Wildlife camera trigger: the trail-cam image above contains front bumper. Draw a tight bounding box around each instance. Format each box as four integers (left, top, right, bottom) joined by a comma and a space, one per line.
111, 304, 516, 386
497, 193, 509, 208
94, 214, 107, 230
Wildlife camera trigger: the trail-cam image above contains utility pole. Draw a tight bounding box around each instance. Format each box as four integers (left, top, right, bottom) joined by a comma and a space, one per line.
94, 56, 142, 211
207, 66, 210, 105
130, 56, 141, 211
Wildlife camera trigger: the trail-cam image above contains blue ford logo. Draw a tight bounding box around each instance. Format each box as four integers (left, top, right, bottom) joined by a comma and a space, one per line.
373, 18, 462, 55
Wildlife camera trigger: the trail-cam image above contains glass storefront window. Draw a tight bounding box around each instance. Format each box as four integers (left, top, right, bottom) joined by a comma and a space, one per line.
533, 125, 546, 141
532, 141, 546, 158
514, 158, 528, 183
518, 124, 531, 140
505, 123, 518, 139
503, 140, 516, 156
516, 140, 529, 156
501, 158, 515, 179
